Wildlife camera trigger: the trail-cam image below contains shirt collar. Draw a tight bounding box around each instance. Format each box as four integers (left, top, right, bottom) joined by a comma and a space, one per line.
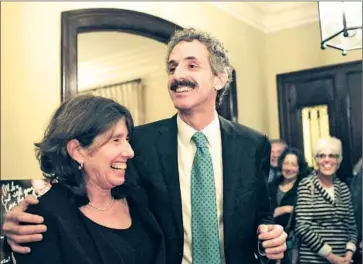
177, 111, 220, 148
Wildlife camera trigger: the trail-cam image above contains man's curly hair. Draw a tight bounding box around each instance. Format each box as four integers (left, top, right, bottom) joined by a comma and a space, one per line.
166, 28, 233, 106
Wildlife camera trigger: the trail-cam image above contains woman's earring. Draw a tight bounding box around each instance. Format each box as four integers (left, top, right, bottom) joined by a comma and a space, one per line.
78, 162, 84, 170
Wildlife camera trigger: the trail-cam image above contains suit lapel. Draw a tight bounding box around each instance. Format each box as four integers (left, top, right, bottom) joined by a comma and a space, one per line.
155, 115, 183, 237
313, 175, 337, 206
219, 117, 252, 250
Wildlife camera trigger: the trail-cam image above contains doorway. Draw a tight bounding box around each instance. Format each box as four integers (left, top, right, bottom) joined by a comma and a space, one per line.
277, 60, 362, 181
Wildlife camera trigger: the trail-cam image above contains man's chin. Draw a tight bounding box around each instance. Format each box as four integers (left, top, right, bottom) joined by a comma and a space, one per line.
173, 103, 193, 113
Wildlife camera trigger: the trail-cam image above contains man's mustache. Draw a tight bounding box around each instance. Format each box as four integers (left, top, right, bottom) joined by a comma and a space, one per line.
170, 79, 197, 91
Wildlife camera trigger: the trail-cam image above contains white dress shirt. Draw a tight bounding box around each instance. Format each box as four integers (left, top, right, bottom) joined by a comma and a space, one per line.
177, 112, 225, 264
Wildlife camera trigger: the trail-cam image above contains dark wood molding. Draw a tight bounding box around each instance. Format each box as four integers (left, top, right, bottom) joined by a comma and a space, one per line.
61, 8, 182, 101
217, 70, 238, 122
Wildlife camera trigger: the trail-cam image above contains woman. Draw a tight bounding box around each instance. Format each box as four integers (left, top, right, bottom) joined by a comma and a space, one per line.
269, 148, 310, 228
269, 148, 311, 264
295, 137, 357, 264
14, 95, 165, 264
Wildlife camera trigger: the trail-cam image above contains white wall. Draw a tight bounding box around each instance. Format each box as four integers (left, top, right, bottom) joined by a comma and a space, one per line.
265, 21, 362, 138
2, 2, 361, 179
1, 2, 267, 179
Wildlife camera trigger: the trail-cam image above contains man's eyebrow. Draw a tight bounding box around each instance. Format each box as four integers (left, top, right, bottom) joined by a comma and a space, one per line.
185, 56, 198, 61
167, 60, 177, 66
168, 56, 199, 65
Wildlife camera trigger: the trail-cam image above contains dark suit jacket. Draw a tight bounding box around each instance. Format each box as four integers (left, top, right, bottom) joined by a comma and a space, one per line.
14, 184, 165, 264
129, 115, 274, 264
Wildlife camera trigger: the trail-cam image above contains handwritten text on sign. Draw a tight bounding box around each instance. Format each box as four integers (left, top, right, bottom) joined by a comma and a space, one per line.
1, 182, 35, 212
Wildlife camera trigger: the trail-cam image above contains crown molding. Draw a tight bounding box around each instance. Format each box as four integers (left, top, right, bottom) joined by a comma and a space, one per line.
210, 2, 266, 32
264, 2, 319, 32
209, 2, 319, 33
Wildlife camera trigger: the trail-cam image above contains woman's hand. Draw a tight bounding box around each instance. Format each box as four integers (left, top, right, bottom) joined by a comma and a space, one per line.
326, 252, 350, 264
344, 250, 354, 263
273, 205, 294, 217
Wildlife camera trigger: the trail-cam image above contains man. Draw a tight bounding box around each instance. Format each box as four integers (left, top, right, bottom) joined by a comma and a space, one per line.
3, 28, 286, 264
268, 139, 287, 183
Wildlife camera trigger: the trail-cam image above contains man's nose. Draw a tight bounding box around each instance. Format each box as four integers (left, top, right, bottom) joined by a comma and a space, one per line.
173, 65, 187, 79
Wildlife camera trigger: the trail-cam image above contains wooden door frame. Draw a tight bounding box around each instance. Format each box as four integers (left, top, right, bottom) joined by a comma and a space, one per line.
277, 60, 362, 179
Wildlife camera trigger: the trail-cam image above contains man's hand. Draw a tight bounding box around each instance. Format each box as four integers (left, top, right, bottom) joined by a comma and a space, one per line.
257, 224, 287, 260
2, 195, 47, 254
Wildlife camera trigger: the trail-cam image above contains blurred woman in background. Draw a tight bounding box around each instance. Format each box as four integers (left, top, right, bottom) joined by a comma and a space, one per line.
269, 148, 311, 264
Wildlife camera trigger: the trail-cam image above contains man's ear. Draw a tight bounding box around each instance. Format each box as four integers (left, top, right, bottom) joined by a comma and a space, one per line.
215, 72, 228, 91
66, 139, 85, 164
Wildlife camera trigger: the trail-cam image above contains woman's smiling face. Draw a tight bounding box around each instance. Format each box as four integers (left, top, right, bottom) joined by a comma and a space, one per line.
82, 119, 134, 190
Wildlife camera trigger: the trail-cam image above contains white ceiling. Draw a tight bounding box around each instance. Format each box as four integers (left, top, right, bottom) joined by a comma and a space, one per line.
210, 2, 319, 32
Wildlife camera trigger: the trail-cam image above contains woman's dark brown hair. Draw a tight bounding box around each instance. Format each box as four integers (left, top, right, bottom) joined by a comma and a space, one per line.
35, 95, 134, 206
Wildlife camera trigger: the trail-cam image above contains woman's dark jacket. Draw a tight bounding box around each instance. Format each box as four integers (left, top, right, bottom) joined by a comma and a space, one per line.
14, 183, 165, 264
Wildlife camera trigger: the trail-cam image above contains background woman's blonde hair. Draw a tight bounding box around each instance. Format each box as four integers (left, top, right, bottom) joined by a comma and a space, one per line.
313, 136, 343, 165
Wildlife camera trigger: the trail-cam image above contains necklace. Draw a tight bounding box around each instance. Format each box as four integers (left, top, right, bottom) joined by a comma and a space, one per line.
88, 198, 115, 211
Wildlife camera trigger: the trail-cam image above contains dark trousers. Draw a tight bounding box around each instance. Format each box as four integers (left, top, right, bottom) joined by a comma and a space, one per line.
353, 250, 362, 264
